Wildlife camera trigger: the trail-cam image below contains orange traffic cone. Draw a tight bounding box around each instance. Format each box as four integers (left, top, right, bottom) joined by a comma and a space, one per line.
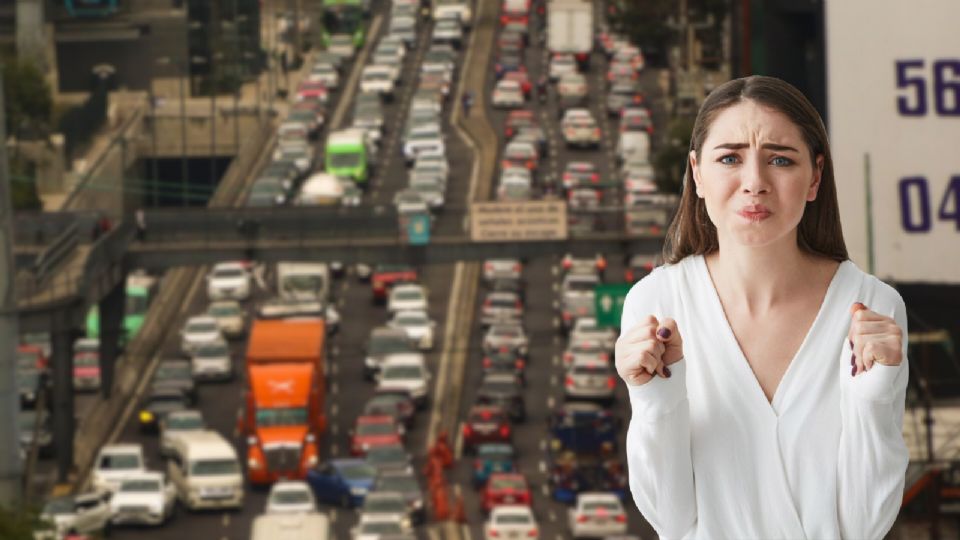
452, 491, 467, 524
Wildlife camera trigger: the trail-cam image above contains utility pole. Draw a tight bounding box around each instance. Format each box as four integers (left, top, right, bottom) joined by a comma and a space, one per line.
0, 67, 25, 505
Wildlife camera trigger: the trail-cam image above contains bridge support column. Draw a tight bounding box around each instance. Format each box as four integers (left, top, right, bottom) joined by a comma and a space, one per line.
50, 328, 77, 482
98, 279, 126, 399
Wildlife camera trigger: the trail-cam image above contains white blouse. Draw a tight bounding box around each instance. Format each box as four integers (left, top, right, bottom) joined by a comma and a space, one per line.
622, 254, 909, 540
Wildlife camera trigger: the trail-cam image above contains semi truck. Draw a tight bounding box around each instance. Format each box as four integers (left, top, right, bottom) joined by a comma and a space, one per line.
242, 319, 327, 485
547, 0, 594, 68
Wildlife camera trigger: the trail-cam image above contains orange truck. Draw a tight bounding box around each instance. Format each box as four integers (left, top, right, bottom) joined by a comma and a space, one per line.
243, 319, 326, 485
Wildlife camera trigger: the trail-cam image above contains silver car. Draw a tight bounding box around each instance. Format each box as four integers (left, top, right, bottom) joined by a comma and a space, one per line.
480, 291, 523, 327
482, 323, 529, 356
483, 259, 522, 282
360, 491, 413, 531
570, 317, 618, 351
564, 357, 616, 402
560, 273, 599, 332
568, 492, 628, 538
561, 110, 601, 148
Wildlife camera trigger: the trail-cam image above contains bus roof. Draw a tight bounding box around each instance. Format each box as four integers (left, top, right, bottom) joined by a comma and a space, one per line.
326, 128, 367, 148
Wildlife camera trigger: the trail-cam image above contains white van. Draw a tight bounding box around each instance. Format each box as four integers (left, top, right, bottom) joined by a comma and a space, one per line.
277, 262, 330, 302
167, 430, 243, 510
617, 131, 651, 164
296, 173, 344, 206
251, 512, 330, 540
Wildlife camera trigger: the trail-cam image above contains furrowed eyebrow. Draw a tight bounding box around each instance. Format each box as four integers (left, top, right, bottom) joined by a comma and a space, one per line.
712, 142, 800, 153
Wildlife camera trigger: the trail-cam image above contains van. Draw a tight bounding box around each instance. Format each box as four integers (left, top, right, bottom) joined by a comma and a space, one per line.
250, 512, 330, 540
296, 173, 344, 206
167, 430, 243, 510
277, 262, 331, 302
616, 131, 651, 164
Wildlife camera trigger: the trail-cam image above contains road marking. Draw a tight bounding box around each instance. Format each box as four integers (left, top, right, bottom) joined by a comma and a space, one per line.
553, 354, 559, 366
330, 14, 383, 130
331, 403, 338, 417
539, 460, 547, 473
331, 444, 338, 456
549, 509, 557, 522
427, 262, 464, 445
462, 524, 473, 540
331, 381, 339, 395
553, 335, 560, 345
540, 439, 547, 452
338, 297, 345, 308
542, 485, 550, 497
222, 513, 230, 526
331, 362, 338, 375
332, 345, 339, 356
550, 374, 557, 386
330, 508, 337, 522
455, 421, 464, 458
552, 282, 558, 292
331, 424, 338, 436
551, 265, 558, 276
547, 396, 555, 408
553, 317, 560, 328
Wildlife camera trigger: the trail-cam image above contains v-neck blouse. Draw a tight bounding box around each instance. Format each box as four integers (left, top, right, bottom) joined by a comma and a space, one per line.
622, 255, 909, 540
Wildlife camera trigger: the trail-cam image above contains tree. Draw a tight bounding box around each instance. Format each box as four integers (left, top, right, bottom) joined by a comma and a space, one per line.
2, 56, 53, 137
608, 0, 676, 67
653, 117, 696, 193
0, 503, 49, 540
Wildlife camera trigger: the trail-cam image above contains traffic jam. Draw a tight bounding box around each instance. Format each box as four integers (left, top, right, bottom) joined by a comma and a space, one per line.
20, 0, 665, 538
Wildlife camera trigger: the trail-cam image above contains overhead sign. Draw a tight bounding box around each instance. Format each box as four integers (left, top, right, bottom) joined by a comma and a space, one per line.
405, 213, 431, 245
594, 283, 632, 329
470, 201, 568, 242
826, 0, 960, 284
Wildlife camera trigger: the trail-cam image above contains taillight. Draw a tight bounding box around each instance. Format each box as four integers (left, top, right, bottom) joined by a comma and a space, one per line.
607, 377, 616, 389
594, 128, 601, 137
499, 425, 510, 438
484, 262, 493, 272
625, 270, 634, 282
526, 160, 535, 169
490, 530, 500, 538
634, 95, 642, 103
562, 311, 572, 321
484, 299, 492, 308
597, 256, 607, 270
615, 514, 627, 523
500, 346, 510, 353
474, 460, 484, 471
515, 359, 525, 370
505, 127, 514, 137
595, 190, 602, 201
483, 358, 492, 368
513, 263, 521, 273
463, 424, 473, 437
563, 352, 573, 364
600, 353, 609, 361
591, 173, 599, 182
576, 515, 589, 523
562, 258, 572, 269
515, 301, 522, 310
565, 376, 574, 387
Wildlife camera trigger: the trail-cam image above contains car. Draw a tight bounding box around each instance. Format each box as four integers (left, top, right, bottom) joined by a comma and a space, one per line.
16, 363, 43, 408
498, 173, 533, 201
563, 338, 609, 368
483, 259, 522, 282
108, 471, 177, 527
374, 41, 405, 65
624, 254, 660, 283
494, 50, 525, 79
387, 284, 428, 313
557, 72, 588, 108
247, 177, 289, 206
548, 402, 620, 454
360, 490, 413, 532
179, 315, 223, 355
152, 359, 197, 404
550, 450, 628, 504
561, 109, 601, 148
377, 354, 431, 408
562, 253, 607, 278
481, 472, 531, 513
406, 177, 445, 210
560, 274, 600, 332
402, 123, 444, 165
393, 190, 426, 217
351, 415, 403, 456
607, 79, 645, 117
38, 490, 113, 539
480, 291, 523, 327
476, 372, 526, 422
205, 300, 245, 338
482, 323, 529, 356
388, 15, 417, 46
462, 405, 512, 453
306, 459, 378, 508
360, 65, 398, 101
570, 317, 618, 351
351, 514, 407, 539
568, 492, 628, 538
365, 326, 417, 380
363, 388, 417, 429
501, 140, 539, 172
295, 81, 330, 105
568, 187, 602, 210
562, 162, 601, 191
159, 409, 205, 457
190, 339, 233, 381
138, 386, 191, 433
419, 71, 452, 98
365, 443, 413, 475
296, 172, 346, 206
497, 29, 526, 52
273, 142, 316, 175
492, 79, 525, 108
374, 469, 426, 525
388, 310, 436, 350
620, 107, 654, 134
512, 126, 548, 157
307, 62, 340, 89
266, 480, 317, 514
72, 338, 100, 392
371, 265, 418, 303
484, 504, 539, 539
472, 443, 517, 489
499, 166, 532, 191
549, 53, 578, 81
565, 358, 617, 403
503, 70, 532, 97
503, 109, 537, 139
19, 409, 53, 458
327, 34, 356, 59
432, 17, 463, 47
481, 349, 527, 385
489, 275, 525, 302
422, 49, 455, 75
291, 101, 325, 134
91, 443, 146, 493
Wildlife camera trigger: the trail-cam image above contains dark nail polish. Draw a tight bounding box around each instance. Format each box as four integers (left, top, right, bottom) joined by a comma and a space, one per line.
849, 339, 853, 348
664, 367, 671, 378
851, 365, 857, 377
657, 328, 671, 339
851, 353, 856, 366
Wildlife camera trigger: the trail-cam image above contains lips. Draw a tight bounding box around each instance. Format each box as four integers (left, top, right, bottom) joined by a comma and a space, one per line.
737, 205, 772, 221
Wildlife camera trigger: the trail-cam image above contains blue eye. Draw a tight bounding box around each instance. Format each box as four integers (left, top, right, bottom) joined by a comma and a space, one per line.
771, 156, 793, 166
719, 155, 738, 165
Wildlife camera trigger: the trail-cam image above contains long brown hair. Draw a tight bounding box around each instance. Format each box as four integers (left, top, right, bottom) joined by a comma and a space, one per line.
662, 75, 848, 264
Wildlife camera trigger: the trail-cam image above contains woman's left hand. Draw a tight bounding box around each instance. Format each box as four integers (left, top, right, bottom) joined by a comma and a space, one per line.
849, 302, 903, 376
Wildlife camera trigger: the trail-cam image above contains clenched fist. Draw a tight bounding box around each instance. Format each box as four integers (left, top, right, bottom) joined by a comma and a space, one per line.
615, 316, 684, 386
849, 302, 903, 377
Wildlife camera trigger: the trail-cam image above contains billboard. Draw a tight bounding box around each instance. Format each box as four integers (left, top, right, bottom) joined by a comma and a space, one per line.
826, 0, 960, 284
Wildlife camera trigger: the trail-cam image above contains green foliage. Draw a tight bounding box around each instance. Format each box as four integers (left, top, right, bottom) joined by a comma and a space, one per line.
1, 55, 53, 136
10, 158, 42, 211
608, 0, 676, 65
653, 117, 696, 193
0, 503, 49, 540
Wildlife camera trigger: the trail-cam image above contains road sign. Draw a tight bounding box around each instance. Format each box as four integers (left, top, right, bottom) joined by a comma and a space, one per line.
594, 283, 632, 329
405, 213, 431, 245
470, 201, 567, 242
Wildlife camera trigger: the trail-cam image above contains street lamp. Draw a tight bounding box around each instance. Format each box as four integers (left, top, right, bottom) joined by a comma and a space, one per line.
155, 56, 189, 206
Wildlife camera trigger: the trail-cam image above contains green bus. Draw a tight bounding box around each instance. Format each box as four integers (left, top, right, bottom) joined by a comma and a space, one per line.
86, 280, 152, 344
325, 128, 375, 185
322, 0, 366, 48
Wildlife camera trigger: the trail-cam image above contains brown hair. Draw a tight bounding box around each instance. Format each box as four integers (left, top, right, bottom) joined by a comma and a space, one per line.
662, 75, 848, 264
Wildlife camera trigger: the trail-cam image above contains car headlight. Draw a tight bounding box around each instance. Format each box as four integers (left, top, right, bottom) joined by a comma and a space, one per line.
350, 486, 367, 496
412, 498, 423, 510
23, 392, 35, 401
139, 411, 154, 423
305, 454, 318, 467
248, 457, 261, 469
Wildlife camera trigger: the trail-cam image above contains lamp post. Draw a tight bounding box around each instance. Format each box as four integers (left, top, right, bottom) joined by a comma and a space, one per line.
155, 56, 189, 206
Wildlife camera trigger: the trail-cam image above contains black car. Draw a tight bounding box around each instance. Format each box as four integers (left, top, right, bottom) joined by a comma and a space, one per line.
481, 349, 527, 386
494, 51, 524, 79
138, 386, 191, 433
475, 373, 526, 422
152, 359, 197, 405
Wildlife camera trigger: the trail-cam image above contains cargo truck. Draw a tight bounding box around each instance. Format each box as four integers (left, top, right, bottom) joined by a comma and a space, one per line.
243, 319, 327, 485
548, 0, 593, 68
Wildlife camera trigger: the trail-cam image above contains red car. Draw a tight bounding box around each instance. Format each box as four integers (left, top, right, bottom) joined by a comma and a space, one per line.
17, 345, 48, 371
350, 415, 403, 456
504, 109, 537, 139
296, 81, 329, 104
371, 264, 418, 303
481, 472, 531, 513
463, 405, 512, 453
503, 71, 532, 98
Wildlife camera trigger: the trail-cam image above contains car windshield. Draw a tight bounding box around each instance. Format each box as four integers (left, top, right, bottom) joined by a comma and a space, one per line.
394, 290, 422, 300
370, 334, 411, 355
584, 501, 621, 512
190, 459, 239, 476
99, 453, 140, 470
208, 304, 239, 316
196, 343, 229, 357
119, 479, 161, 493
187, 321, 218, 333
364, 495, 406, 513
340, 462, 377, 480
166, 414, 203, 430
214, 268, 245, 279
362, 522, 403, 534
256, 407, 308, 427
368, 446, 406, 462
396, 313, 427, 326
75, 355, 98, 367
497, 513, 532, 524
493, 326, 521, 337
44, 497, 78, 515
566, 279, 597, 292
383, 365, 422, 379
330, 152, 362, 168
358, 422, 396, 436
156, 363, 190, 379
482, 380, 518, 394
378, 474, 417, 492
478, 445, 513, 459
271, 488, 311, 505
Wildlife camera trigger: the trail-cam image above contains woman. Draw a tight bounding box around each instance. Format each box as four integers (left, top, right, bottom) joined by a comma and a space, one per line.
616, 75, 908, 539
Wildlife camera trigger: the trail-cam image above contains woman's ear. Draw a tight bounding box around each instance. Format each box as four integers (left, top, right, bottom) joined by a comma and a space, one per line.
689, 150, 703, 198
807, 155, 824, 201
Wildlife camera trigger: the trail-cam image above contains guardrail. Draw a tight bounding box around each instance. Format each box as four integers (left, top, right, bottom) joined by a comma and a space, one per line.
32, 222, 80, 283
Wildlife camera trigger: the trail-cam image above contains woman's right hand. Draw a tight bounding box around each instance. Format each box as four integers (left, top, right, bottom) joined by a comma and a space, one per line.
615, 316, 684, 386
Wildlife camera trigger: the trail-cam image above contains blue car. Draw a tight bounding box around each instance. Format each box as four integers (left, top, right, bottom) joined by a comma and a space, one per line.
306, 459, 378, 508
548, 451, 627, 504
472, 443, 516, 488
548, 402, 621, 454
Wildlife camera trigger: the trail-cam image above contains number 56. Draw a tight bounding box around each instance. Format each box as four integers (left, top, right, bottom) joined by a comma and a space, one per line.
896, 59, 960, 117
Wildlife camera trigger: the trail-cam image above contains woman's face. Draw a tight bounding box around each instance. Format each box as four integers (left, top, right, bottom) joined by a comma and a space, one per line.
690, 99, 823, 250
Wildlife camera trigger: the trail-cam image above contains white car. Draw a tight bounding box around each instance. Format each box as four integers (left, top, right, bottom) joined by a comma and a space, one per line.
296, 172, 345, 206
484, 504, 539, 540
190, 338, 233, 381
179, 315, 224, 355
91, 443, 146, 493
377, 353, 431, 408
435, 0, 472, 26
266, 480, 317, 514
205, 262, 251, 301
402, 123, 445, 164
431, 18, 463, 47
37, 490, 113, 539
564, 357, 617, 402
359, 491, 412, 531
159, 409, 205, 457
561, 109, 601, 148
570, 317, 617, 351
205, 300, 245, 338
483, 259, 522, 282
360, 65, 398, 100
328, 34, 356, 59
387, 284, 428, 313
492, 79, 525, 108
482, 324, 529, 356
406, 178, 445, 210
109, 471, 177, 527
568, 492, 628, 539
351, 513, 407, 540
388, 310, 436, 350
307, 63, 340, 89
549, 53, 578, 81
